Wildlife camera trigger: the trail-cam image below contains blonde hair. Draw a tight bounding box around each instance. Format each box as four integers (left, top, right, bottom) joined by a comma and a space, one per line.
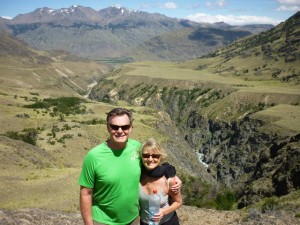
141, 138, 167, 161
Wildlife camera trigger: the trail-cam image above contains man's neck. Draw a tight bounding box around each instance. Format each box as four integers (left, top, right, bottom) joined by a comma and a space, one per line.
106, 139, 126, 150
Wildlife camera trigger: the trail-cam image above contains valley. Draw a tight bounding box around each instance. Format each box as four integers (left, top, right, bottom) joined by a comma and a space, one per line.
0, 6, 299, 225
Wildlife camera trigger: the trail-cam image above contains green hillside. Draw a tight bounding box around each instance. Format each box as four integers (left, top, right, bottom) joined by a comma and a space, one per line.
180, 11, 300, 83
129, 27, 250, 61
0, 32, 112, 211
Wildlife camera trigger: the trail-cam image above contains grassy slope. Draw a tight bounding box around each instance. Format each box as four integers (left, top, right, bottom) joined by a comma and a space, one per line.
0, 37, 113, 211
0, 93, 173, 211
111, 61, 300, 133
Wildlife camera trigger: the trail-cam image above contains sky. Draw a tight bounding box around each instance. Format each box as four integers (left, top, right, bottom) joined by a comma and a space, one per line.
0, 0, 299, 25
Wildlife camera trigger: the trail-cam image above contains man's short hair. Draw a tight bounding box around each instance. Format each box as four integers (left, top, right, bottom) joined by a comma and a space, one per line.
106, 108, 133, 124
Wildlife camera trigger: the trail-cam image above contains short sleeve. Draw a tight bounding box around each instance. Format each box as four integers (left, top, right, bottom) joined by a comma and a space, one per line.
78, 152, 97, 188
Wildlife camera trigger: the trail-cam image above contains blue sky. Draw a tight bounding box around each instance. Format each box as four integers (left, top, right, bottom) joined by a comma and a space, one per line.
0, 0, 299, 25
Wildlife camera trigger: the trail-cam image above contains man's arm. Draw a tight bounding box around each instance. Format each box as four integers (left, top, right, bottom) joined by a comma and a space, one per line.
170, 175, 182, 193
80, 186, 94, 225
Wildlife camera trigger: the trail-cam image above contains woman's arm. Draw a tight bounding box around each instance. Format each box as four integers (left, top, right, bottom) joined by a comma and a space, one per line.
164, 177, 183, 214
152, 177, 183, 222
80, 186, 94, 225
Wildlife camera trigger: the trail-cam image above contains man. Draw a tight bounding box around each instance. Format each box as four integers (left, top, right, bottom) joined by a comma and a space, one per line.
78, 108, 181, 225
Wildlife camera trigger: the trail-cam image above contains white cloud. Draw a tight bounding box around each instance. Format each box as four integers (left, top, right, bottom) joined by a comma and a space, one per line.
277, 5, 300, 10
277, 0, 300, 11
0, 16, 12, 20
186, 13, 279, 25
162, 2, 177, 9
206, 0, 227, 9
139, 2, 177, 10
112, 4, 122, 9
277, 0, 300, 5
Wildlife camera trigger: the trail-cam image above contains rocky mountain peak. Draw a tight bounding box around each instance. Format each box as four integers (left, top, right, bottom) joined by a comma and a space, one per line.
98, 6, 163, 24
99, 6, 138, 17
10, 5, 103, 24
213, 21, 232, 29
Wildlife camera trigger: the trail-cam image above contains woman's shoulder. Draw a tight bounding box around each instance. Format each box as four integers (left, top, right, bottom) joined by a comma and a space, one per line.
158, 176, 171, 193
166, 176, 177, 188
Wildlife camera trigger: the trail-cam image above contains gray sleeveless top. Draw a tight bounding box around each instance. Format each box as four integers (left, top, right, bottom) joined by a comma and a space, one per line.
139, 179, 174, 224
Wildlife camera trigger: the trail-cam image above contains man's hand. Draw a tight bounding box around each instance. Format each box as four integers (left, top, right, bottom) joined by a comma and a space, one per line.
170, 176, 182, 193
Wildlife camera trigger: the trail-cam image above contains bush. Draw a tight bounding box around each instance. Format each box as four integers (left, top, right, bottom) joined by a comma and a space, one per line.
79, 118, 106, 125
215, 191, 236, 210
261, 197, 278, 213
57, 134, 74, 143
4, 128, 39, 145
24, 96, 86, 116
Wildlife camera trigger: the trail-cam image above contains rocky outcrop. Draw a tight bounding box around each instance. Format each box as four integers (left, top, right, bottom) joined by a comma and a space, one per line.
238, 134, 300, 207
182, 112, 300, 207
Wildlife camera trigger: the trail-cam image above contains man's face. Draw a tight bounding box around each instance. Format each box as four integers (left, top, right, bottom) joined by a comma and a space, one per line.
108, 114, 132, 145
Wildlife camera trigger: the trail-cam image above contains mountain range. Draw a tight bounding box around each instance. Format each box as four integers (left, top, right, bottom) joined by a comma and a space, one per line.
1, 5, 273, 61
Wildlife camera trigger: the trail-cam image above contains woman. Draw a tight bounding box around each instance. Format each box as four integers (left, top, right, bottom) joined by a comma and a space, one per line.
139, 138, 182, 225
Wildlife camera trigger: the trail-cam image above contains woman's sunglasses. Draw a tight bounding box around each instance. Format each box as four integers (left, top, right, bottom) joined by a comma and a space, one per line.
142, 153, 161, 159
109, 124, 131, 131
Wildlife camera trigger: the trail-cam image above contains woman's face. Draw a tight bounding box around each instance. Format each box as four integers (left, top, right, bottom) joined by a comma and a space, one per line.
142, 148, 161, 171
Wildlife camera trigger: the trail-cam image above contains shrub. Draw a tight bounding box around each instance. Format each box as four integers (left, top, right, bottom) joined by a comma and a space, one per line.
57, 134, 74, 143
48, 140, 56, 145
261, 197, 278, 213
4, 128, 39, 145
21, 128, 38, 145
79, 118, 106, 125
215, 191, 237, 210
62, 124, 71, 131
59, 113, 65, 122
24, 96, 86, 116
258, 102, 266, 110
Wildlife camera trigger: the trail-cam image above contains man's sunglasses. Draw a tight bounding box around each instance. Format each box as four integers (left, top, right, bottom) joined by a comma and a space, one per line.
109, 124, 131, 131
142, 153, 161, 159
